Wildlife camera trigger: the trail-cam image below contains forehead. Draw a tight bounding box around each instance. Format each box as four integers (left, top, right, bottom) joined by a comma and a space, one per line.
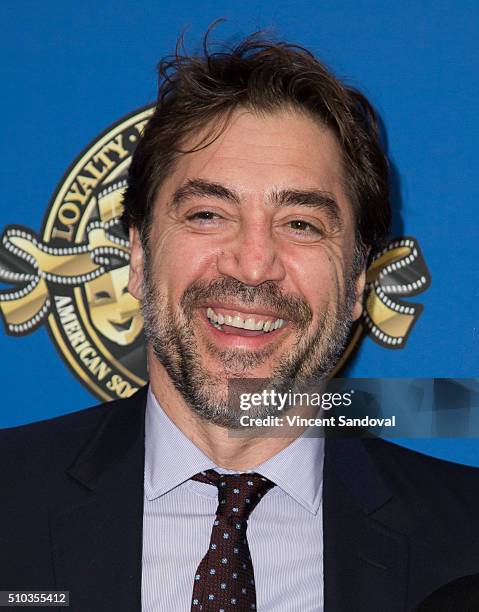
156, 108, 353, 221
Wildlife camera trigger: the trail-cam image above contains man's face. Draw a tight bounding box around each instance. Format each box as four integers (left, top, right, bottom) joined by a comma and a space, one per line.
129, 109, 365, 427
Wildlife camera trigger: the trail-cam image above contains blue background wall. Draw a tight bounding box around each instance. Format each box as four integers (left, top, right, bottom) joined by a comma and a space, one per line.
1, 1, 478, 465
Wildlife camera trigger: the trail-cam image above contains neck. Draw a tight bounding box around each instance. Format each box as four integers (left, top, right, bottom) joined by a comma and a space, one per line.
147, 353, 308, 471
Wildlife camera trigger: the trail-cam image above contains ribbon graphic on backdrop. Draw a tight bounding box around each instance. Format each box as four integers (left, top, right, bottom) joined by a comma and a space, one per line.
363, 237, 431, 347
0, 219, 130, 334
0, 227, 430, 346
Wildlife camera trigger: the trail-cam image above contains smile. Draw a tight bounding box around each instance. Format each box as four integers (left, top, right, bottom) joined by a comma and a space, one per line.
206, 306, 286, 335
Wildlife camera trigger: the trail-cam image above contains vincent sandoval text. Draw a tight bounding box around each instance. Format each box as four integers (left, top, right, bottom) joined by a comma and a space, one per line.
239, 415, 397, 428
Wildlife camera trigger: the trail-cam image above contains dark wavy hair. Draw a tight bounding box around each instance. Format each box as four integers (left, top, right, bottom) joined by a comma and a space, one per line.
122, 28, 391, 264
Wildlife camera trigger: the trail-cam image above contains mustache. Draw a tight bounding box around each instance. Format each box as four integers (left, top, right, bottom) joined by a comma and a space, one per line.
180, 278, 313, 328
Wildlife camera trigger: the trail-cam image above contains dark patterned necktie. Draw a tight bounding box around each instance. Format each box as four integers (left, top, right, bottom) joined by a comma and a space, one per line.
190, 469, 275, 611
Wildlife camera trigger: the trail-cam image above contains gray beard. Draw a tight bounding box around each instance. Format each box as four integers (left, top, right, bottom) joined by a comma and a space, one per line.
141, 264, 358, 429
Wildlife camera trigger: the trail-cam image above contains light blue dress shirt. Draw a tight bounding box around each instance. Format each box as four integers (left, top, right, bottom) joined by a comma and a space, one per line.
142, 387, 324, 611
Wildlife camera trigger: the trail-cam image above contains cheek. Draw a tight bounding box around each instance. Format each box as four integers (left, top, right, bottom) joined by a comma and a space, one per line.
148, 227, 219, 301
282, 243, 345, 312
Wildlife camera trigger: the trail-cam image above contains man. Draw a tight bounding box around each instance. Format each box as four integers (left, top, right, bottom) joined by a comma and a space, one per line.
1, 32, 479, 612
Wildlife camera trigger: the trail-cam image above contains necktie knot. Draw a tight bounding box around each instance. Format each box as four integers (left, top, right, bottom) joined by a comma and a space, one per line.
191, 469, 275, 522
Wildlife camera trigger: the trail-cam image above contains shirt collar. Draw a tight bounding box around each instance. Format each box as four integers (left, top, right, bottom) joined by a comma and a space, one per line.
144, 386, 324, 515
144, 388, 216, 501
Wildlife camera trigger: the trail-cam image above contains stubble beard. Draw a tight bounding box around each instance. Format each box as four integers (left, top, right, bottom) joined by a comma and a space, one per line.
141, 259, 358, 429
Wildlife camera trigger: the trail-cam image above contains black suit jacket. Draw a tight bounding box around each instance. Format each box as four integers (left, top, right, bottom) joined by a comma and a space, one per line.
1, 386, 479, 611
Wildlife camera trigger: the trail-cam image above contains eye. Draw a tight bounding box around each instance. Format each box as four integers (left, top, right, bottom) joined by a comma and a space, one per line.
186, 210, 217, 220
287, 219, 325, 238
185, 210, 226, 229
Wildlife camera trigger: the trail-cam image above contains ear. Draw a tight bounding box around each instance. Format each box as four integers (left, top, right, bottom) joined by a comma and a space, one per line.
128, 227, 144, 300
352, 266, 366, 321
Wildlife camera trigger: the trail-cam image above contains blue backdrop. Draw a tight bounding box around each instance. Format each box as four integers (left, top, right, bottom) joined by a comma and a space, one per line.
1, 1, 478, 465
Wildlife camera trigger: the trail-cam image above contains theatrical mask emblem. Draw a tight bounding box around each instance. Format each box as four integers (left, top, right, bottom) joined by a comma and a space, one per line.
85, 265, 142, 347
0, 106, 431, 400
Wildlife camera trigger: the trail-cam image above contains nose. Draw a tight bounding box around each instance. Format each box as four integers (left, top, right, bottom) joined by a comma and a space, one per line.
216, 222, 286, 286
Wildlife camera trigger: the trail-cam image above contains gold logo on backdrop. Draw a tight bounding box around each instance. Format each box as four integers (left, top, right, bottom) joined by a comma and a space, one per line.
0, 106, 431, 400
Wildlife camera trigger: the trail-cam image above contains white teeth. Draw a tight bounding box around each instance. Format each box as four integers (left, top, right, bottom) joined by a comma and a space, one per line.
231, 316, 243, 328
206, 307, 286, 332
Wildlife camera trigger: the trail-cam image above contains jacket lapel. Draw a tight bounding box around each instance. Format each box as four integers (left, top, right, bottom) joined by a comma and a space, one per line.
323, 437, 409, 612
50, 387, 148, 612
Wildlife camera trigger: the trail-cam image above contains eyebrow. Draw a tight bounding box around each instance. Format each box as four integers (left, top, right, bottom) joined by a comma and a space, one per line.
270, 189, 343, 230
170, 179, 343, 230
170, 179, 240, 209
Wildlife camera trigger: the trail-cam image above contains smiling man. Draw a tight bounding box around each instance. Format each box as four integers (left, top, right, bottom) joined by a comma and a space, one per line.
2, 32, 479, 612
129, 108, 364, 436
